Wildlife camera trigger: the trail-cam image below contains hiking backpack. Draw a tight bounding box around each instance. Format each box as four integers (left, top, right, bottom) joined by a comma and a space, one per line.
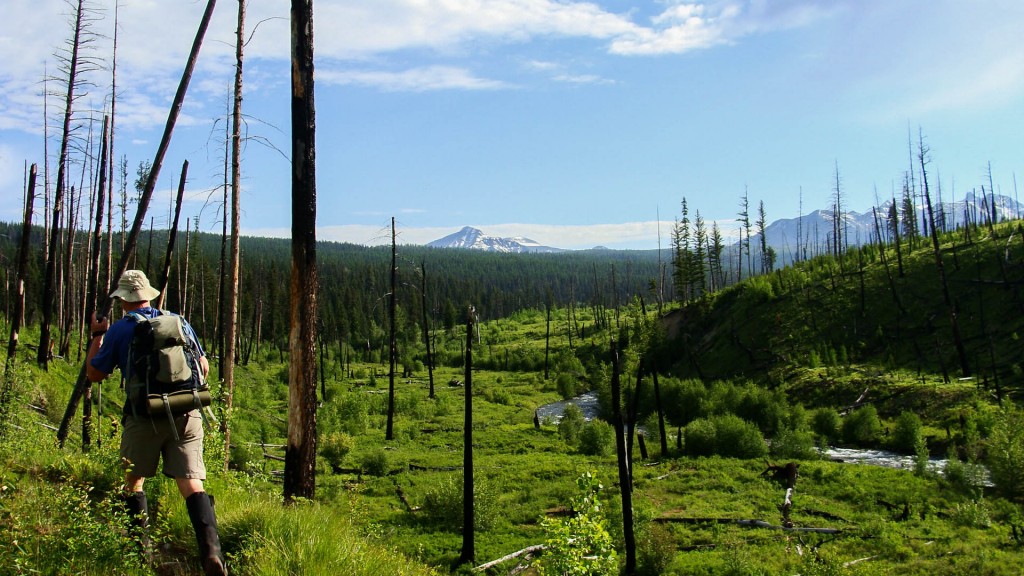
126, 310, 211, 421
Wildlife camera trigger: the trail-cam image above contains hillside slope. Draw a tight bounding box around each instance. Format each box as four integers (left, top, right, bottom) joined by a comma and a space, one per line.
662, 222, 1024, 400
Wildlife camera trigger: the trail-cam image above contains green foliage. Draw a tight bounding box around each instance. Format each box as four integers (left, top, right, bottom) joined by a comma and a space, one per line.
320, 431, 355, 470
535, 472, 618, 576
890, 411, 924, 454
944, 449, 985, 499
421, 475, 499, 532
950, 499, 993, 529
811, 408, 841, 443
684, 418, 717, 456
554, 350, 586, 400
660, 377, 707, 427
770, 427, 818, 460
712, 414, 768, 459
684, 415, 766, 459
985, 406, 1024, 501
557, 404, 585, 447
579, 420, 615, 457
225, 498, 436, 575
841, 405, 882, 446
359, 448, 390, 477
636, 521, 676, 576
734, 384, 786, 437
556, 373, 578, 401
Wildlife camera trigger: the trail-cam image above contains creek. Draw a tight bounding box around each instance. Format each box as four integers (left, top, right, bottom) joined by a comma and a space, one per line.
537, 392, 981, 478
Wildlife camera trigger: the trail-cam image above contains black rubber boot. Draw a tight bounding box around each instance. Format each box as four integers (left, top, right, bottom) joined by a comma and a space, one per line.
123, 491, 152, 560
185, 492, 227, 575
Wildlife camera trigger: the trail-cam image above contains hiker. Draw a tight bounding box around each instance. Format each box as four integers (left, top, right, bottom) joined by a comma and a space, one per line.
86, 269, 227, 576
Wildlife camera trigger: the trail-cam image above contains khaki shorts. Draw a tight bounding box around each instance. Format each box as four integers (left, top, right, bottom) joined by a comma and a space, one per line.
120, 411, 207, 479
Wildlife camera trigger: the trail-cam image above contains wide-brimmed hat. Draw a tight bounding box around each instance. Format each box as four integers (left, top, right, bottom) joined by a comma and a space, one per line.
110, 270, 160, 302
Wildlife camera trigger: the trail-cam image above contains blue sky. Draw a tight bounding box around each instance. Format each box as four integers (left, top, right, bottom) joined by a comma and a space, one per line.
1, 1, 1022, 249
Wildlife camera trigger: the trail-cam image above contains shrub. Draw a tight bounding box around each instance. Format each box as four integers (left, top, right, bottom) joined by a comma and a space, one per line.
320, 431, 354, 471
812, 408, 841, 443
841, 405, 882, 446
985, 406, 1024, 500
358, 448, 389, 477
736, 386, 786, 437
579, 420, 615, 457
684, 418, 717, 457
556, 373, 578, 400
535, 472, 617, 576
558, 404, 585, 447
890, 411, 924, 454
337, 396, 369, 435
637, 521, 675, 576
713, 414, 767, 459
661, 378, 707, 427
421, 475, 499, 532
950, 500, 992, 529
944, 449, 985, 499
488, 387, 514, 406
770, 427, 818, 460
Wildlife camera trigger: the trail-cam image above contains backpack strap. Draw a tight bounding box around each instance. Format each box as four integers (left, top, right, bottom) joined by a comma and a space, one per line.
124, 311, 148, 419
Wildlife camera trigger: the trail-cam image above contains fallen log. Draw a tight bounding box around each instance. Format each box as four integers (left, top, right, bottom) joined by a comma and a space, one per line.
473, 544, 546, 572
409, 463, 462, 472
654, 517, 844, 534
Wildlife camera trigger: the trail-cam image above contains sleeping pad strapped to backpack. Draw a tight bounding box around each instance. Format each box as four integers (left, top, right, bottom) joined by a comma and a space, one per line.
126, 310, 211, 421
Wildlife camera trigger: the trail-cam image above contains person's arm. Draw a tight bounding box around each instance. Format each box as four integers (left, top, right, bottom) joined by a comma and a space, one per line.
85, 313, 110, 383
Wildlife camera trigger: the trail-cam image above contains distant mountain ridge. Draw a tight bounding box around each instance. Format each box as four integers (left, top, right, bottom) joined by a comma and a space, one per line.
426, 226, 565, 253
762, 192, 1023, 263
428, 193, 1023, 255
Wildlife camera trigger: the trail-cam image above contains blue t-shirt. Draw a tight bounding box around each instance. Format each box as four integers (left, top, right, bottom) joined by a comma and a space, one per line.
90, 307, 205, 378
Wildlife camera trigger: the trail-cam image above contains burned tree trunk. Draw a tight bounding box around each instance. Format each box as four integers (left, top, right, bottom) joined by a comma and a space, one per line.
5, 165, 37, 372
421, 260, 435, 399
284, 0, 319, 502
386, 217, 397, 440
611, 339, 636, 574
82, 117, 110, 451
222, 0, 245, 471
919, 131, 970, 377
460, 306, 476, 566
155, 160, 188, 309
653, 370, 668, 456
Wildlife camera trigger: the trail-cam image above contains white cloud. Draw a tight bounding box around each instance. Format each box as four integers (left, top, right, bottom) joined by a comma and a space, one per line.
552, 73, 614, 85
311, 0, 639, 58
319, 65, 510, 92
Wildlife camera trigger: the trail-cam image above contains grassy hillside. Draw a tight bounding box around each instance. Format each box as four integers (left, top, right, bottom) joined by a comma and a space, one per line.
661, 222, 1024, 401
2, 222, 1024, 575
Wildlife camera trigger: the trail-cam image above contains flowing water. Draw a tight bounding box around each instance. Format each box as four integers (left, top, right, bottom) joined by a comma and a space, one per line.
537, 392, 985, 479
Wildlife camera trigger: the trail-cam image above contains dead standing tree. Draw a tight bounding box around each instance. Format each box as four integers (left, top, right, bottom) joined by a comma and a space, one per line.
154, 160, 189, 310
39, 0, 98, 369
611, 338, 637, 574
222, 0, 245, 472
919, 130, 970, 378
420, 259, 435, 399
57, 0, 220, 447
283, 0, 319, 502
5, 165, 38, 375
386, 217, 397, 440
460, 306, 476, 566
81, 116, 109, 450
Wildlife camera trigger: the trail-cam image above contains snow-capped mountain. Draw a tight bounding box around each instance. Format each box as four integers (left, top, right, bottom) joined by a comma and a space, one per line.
426, 226, 564, 253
